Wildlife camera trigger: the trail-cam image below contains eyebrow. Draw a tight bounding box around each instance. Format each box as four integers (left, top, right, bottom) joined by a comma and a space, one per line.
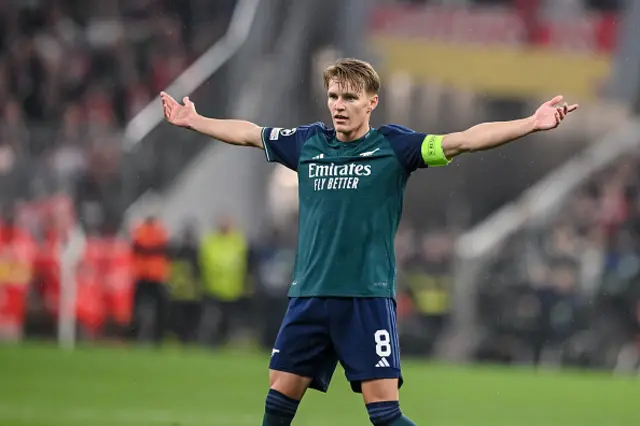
327, 90, 359, 98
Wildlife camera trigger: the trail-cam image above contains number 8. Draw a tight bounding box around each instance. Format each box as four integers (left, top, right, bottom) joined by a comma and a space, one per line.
374, 329, 392, 357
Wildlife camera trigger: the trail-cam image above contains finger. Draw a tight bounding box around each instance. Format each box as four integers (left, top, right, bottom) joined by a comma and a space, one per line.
547, 95, 564, 106
162, 93, 176, 106
557, 108, 565, 120
165, 99, 174, 115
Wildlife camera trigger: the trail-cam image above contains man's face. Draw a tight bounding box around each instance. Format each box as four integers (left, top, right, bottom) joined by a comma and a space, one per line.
217, 217, 233, 234
327, 79, 377, 137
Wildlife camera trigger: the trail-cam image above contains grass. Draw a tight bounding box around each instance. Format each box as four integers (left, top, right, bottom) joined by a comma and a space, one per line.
0, 343, 638, 425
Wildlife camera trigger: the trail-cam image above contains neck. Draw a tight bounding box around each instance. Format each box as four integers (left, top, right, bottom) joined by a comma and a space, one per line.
336, 122, 370, 142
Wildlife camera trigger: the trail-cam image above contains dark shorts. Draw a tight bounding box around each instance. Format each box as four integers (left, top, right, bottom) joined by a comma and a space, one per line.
269, 297, 403, 393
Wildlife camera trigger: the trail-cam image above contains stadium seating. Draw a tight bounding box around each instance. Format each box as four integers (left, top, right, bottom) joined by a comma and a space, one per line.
475, 150, 640, 369
0, 0, 234, 225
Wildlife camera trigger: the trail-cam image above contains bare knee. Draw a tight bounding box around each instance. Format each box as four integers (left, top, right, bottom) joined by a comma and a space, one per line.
269, 369, 312, 401
361, 378, 399, 404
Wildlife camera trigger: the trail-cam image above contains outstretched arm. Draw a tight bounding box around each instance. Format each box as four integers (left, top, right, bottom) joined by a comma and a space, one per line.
441, 96, 579, 159
161, 92, 263, 149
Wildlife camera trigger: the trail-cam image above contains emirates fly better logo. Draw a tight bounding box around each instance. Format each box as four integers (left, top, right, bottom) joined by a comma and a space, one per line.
309, 161, 372, 191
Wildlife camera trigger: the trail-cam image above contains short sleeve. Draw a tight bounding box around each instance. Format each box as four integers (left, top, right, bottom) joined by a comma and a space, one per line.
261, 123, 323, 171
380, 124, 428, 173
380, 124, 450, 174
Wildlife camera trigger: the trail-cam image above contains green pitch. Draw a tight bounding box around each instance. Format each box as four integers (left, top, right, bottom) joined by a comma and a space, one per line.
0, 343, 637, 426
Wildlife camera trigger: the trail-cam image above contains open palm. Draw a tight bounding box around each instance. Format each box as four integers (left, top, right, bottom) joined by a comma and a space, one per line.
533, 95, 579, 131
160, 91, 197, 128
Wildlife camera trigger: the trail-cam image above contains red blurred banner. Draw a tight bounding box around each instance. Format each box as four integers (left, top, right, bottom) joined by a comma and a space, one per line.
370, 5, 618, 55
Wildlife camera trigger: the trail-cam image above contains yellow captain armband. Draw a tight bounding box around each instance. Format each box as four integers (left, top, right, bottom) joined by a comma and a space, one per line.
421, 134, 451, 167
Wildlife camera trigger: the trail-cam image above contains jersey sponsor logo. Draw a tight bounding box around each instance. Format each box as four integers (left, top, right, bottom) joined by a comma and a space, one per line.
308, 162, 372, 191
309, 163, 372, 178
359, 148, 380, 157
271, 348, 280, 357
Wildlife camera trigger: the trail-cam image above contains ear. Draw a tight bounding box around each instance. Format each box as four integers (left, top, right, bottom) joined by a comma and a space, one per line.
367, 95, 379, 113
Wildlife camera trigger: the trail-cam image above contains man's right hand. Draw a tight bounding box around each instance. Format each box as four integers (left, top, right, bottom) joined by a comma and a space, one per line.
160, 91, 264, 148
161, 92, 197, 128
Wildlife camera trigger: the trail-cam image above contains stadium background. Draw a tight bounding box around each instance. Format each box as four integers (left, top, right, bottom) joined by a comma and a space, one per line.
0, 0, 639, 425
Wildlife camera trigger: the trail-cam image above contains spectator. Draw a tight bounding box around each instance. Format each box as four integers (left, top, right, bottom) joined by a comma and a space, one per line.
168, 222, 202, 345
0, 206, 37, 340
198, 216, 250, 347
403, 230, 454, 356
529, 257, 581, 366
131, 214, 169, 345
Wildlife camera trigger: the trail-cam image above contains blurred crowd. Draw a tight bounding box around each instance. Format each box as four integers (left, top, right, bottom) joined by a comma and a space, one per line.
476, 151, 640, 372
389, 0, 621, 13
0, 197, 457, 356
0, 200, 284, 348
0, 0, 234, 220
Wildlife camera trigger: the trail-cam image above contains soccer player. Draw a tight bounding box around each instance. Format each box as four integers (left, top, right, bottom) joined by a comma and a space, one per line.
160, 58, 578, 426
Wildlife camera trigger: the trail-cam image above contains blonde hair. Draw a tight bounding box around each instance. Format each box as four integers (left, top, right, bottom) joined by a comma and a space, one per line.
323, 58, 381, 95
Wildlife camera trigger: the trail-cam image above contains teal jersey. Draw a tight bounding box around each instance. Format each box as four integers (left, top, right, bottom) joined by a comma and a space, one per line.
262, 123, 448, 298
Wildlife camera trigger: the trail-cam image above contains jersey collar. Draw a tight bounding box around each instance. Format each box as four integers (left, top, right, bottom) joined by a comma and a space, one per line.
331, 126, 373, 146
